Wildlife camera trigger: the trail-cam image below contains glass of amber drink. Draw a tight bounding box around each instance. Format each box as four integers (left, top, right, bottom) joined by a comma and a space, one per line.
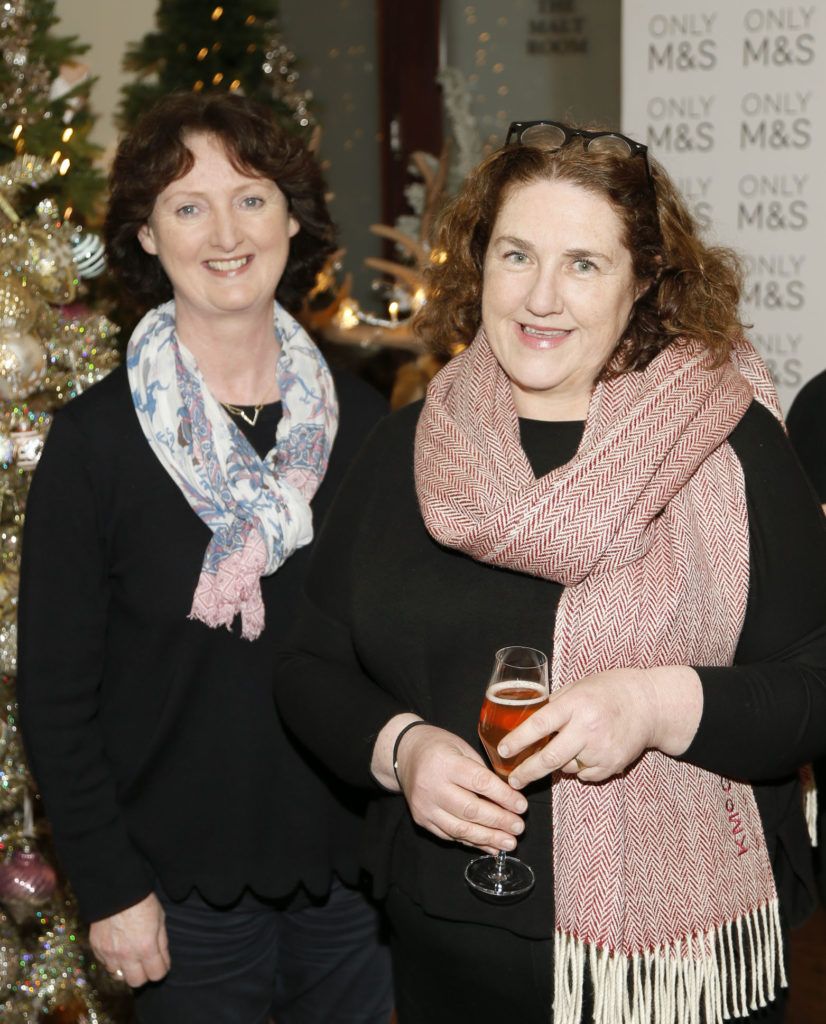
465, 645, 549, 899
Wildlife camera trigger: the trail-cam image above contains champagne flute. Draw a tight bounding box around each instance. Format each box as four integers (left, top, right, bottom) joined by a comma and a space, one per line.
465, 645, 549, 899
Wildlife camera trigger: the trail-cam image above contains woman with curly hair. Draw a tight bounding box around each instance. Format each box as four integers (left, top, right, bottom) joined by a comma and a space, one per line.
17, 92, 391, 1024
275, 120, 826, 1024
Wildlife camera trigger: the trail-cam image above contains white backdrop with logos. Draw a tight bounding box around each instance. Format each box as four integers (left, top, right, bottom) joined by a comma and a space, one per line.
621, 0, 823, 410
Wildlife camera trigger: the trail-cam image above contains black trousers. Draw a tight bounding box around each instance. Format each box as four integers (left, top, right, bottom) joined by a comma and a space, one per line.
386, 887, 788, 1024
133, 879, 393, 1024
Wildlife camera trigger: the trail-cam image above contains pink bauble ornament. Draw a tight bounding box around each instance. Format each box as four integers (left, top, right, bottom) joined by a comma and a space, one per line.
0, 846, 58, 908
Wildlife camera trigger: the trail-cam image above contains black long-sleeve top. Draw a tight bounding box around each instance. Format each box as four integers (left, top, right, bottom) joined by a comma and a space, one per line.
274, 398, 826, 938
17, 363, 385, 923
787, 369, 826, 503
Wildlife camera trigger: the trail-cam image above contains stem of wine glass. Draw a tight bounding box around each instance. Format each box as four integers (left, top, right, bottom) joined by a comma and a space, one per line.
493, 850, 508, 880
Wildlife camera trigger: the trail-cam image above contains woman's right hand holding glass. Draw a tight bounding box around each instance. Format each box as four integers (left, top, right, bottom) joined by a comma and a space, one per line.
500, 665, 703, 788
374, 716, 528, 856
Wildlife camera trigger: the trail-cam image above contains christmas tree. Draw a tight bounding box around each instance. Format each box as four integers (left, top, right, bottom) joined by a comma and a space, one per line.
118, 0, 315, 135
0, 155, 126, 1023
0, 5, 128, 1019
0, 0, 105, 223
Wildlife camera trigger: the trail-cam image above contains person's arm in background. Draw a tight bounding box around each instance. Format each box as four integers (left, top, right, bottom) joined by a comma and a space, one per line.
787, 369, 826, 514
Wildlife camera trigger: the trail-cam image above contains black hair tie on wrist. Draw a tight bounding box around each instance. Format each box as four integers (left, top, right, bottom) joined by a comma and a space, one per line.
392, 719, 429, 789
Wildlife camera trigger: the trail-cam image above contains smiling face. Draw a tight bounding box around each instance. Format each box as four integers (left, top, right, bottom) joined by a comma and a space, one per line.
137, 132, 298, 331
481, 177, 642, 420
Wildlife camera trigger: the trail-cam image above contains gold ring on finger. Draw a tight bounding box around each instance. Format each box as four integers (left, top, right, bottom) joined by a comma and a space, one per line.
575, 756, 589, 772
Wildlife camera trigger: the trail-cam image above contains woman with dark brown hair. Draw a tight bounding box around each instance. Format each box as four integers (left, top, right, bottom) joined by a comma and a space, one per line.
16, 92, 391, 1024
274, 121, 826, 1023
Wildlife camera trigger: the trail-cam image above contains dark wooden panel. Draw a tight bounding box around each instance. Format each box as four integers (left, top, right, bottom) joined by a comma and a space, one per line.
376, 0, 443, 232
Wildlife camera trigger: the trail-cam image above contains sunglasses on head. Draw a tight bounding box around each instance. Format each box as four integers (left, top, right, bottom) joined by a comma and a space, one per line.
505, 120, 652, 186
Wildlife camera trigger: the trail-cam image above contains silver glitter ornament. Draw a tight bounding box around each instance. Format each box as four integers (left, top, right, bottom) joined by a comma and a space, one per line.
0, 327, 47, 401
69, 230, 106, 279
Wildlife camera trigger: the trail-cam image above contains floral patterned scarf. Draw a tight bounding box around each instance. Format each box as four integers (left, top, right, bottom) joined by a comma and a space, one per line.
127, 300, 338, 640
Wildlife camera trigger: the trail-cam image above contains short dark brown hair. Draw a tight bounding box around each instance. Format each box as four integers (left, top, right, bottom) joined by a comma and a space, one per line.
104, 92, 335, 313
415, 129, 746, 374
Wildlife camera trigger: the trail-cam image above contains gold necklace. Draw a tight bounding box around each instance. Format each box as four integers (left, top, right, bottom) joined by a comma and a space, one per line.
221, 401, 264, 427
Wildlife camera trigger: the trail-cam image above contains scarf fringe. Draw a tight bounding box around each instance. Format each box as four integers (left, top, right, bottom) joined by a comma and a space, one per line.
804, 780, 818, 847
553, 901, 787, 1024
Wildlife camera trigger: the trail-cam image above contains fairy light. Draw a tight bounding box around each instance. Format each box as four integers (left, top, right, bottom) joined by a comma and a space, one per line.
50, 150, 61, 165
245, 14, 256, 25
211, 6, 223, 20
411, 288, 427, 311
212, 72, 224, 85
388, 301, 399, 323
193, 80, 205, 92
12, 125, 23, 140
59, 159, 71, 176
197, 47, 208, 60
335, 299, 360, 331
61, 127, 73, 142
63, 206, 73, 220
229, 80, 242, 91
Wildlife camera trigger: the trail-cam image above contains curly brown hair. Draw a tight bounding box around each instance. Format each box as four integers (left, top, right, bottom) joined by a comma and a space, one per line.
415, 129, 746, 373
104, 92, 335, 314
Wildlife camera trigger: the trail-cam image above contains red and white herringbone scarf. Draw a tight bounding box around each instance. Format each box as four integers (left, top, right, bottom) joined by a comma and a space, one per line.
415, 332, 787, 1024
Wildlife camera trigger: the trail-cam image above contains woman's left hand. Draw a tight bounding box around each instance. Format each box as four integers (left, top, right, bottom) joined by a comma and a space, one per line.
499, 665, 703, 786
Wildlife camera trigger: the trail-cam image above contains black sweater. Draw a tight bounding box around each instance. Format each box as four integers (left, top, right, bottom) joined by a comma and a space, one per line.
787, 369, 826, 503
274, 398, 826, 938
17, 363, 385, 923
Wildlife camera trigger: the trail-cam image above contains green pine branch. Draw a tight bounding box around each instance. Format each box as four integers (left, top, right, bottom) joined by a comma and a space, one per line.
118, 0, 316, 136
1, 0, 106, 223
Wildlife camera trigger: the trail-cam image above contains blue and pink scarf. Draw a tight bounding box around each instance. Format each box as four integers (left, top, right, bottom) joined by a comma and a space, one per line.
127, 300, 338, 640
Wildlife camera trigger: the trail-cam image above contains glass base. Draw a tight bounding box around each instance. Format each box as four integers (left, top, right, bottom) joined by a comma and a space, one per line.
465, 853, 535, 901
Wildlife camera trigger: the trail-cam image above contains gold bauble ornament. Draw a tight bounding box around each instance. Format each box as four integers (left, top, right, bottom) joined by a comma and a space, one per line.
0, 326, 47, 400
0, 279, 36, 333
18, 228, 77, 304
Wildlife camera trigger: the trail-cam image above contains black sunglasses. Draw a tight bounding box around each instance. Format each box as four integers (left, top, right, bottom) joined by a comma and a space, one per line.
505, 120, 652, 185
